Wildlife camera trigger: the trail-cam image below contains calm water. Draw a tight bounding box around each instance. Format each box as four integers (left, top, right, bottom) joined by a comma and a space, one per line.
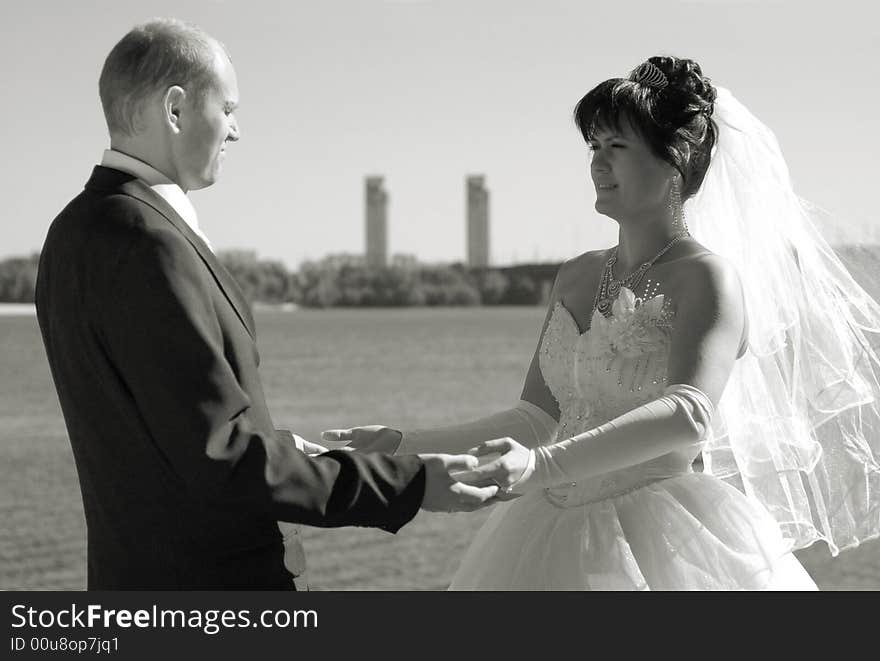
1, 306, 878, 590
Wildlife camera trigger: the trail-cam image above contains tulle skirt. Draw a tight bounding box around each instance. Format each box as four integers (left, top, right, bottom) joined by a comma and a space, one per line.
449, 472, 817, 590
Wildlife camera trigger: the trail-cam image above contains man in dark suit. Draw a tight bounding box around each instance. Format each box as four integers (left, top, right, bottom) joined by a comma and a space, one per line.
35, 18, 498, 590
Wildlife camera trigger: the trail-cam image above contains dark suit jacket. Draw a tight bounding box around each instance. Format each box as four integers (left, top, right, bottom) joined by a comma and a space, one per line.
35, 166, 425, 589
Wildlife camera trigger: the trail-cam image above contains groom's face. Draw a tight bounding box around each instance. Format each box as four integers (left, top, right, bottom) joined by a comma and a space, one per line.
174, 46, 240, 191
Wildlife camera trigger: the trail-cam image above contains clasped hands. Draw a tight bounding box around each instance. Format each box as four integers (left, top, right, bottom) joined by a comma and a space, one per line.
317, 426, 535, 513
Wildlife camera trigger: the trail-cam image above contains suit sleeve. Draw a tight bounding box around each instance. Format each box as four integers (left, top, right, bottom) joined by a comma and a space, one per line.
99, 227, 424, 532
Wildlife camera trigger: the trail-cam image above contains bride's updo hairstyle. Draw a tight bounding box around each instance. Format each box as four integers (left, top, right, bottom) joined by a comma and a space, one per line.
574, 56, 718, 199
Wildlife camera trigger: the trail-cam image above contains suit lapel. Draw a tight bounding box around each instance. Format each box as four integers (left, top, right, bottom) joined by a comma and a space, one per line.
88, 167, 257, 340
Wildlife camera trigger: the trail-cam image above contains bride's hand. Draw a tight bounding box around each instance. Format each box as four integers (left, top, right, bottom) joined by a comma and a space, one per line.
454, 438, 534, 494
321, 425, 404, 454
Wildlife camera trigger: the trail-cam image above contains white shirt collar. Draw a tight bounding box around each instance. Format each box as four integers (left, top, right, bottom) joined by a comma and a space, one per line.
100, 149, 214, 252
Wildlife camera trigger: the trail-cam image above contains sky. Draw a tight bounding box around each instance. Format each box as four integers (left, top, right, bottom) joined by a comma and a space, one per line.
2, 0, 878, 269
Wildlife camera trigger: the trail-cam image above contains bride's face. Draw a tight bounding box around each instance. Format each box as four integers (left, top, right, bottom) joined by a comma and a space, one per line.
588, 118, 674, 223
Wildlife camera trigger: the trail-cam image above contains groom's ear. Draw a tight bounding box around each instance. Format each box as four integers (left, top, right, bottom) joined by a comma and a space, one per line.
163, 86, 186, 134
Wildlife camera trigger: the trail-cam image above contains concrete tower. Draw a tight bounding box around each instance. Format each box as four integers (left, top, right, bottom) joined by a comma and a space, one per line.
365, 176, 388, 267
467, 175, 490, 267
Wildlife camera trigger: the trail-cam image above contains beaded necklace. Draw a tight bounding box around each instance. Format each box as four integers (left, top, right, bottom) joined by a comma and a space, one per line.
592, 232, 689, 317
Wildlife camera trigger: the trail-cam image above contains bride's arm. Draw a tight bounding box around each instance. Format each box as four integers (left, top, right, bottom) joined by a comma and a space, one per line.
393, 270, 567, 456
487, 254, 746, 491
395, 400, 558, 455
328, 266, 572, 456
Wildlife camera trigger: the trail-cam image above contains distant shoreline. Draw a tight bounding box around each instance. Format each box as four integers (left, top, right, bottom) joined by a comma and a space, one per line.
251, 302, 299, 312
0, 302, 301, 316
0, 302, 546, 316
0, 303, 35, 316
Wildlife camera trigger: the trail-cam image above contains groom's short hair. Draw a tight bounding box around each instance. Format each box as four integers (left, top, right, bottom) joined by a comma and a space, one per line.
99, 18, 227, 136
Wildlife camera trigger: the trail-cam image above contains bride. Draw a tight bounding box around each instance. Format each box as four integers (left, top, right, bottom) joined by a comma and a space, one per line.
325, 56, 880, 589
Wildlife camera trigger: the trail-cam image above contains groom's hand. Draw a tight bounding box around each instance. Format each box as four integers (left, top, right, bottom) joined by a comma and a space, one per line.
299, 438, 330, 457
322, 426, 403, 454
289, 433, 330, 456
279, 430, 329, 456
419, 454, 500, 513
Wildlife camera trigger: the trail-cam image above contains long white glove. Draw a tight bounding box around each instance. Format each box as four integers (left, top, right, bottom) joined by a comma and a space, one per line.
508, 384, 714, 492
396, 399, 559, 456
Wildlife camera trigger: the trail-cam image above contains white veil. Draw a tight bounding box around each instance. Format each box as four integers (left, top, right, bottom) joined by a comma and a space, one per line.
687, 88, 880, 555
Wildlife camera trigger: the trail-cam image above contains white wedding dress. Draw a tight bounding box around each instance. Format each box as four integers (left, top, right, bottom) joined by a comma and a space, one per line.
450, 293, 817, 590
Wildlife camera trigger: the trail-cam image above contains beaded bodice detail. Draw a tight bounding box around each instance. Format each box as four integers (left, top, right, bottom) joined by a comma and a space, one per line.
538, 286, 687, 506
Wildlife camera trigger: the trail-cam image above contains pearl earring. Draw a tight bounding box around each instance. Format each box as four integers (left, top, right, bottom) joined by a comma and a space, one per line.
669, 177, 689, 234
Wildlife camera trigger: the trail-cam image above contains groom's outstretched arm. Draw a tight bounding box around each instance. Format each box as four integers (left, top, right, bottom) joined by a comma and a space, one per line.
99, 223, 425, 532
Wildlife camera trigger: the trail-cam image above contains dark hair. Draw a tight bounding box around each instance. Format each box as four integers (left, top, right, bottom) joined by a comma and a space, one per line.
99, 18, 226, 136
574, 56, 717, 199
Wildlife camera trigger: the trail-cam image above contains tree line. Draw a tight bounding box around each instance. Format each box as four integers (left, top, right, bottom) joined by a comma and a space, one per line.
6, 245, 878, 307
222, 251, 554, 307
0, 251, 555, 306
